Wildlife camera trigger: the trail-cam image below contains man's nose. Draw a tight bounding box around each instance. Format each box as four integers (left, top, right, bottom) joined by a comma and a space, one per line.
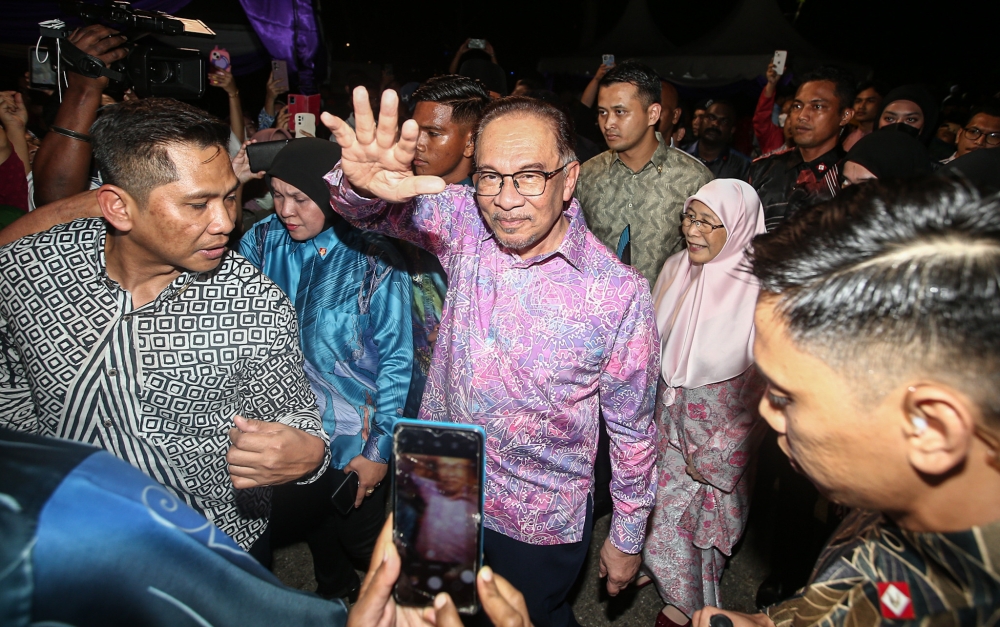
495, 176, 525, 210
210, 199, 236, 235
415, 131, 428, 151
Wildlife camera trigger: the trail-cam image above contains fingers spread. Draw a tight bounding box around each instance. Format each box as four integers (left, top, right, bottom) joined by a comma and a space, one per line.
322, 112, 357, 149
353, 86, 377, 145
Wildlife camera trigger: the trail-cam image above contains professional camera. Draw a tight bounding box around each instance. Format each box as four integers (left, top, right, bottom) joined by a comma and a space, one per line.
37, 1, 216, 99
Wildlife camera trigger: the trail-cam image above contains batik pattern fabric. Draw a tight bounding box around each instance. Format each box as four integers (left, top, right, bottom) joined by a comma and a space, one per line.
643, 368, 767, 615
575, 137, 714, 289
326, 169, 660, 553
0, 218, 328, 550
1, 428, 348, 627
240, 215, 413, 470
768, 509, 1000, 627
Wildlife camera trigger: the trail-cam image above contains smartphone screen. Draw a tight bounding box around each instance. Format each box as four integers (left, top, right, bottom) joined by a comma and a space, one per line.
29, 48, 57, 88
393, 421, 484, 614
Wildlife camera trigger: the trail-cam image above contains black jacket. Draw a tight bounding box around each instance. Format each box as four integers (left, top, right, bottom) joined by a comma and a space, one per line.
748, 146, 843, 232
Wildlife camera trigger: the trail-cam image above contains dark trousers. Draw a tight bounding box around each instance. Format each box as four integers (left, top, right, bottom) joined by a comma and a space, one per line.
271, 467, 387, 598
483, 497, 593, 627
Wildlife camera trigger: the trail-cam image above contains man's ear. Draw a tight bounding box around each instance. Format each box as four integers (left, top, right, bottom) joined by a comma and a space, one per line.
902, 383, 978, 477
96, 184, 138, 233
839, 107, 855, 128
647, 102, 663, 127
463, 129, 475, 159
671, 107, 682, 125
562, 161, 581, 202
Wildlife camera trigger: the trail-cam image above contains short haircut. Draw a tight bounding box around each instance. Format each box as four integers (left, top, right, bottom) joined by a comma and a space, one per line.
412, 75, 491, 128
749, 178, 1000, 423
474, 97, 577, 166
91, 98, 229, 206
798, 66, 857, 111
599, 60, 661, 109
854, 80, 888, 98
707, 99, 737, 120
966, 101, 1000, 125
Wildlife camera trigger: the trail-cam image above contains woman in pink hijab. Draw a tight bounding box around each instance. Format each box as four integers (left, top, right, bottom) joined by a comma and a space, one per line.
641, 179, 768, 627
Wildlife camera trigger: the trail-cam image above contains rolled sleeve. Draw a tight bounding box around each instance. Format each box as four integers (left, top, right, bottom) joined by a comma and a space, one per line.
599, 284, 660, 554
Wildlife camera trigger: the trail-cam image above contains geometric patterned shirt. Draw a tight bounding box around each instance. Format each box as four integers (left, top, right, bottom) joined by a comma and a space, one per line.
0, 218, 328, 550
327, 173, 660, 553
768, 509, 1000, 627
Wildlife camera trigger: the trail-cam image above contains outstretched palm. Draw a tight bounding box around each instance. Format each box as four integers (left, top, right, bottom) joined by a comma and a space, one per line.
322, 87, 446, 202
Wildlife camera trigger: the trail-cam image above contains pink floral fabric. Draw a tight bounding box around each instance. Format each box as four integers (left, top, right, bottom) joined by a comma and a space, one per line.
642, 368, 766, 614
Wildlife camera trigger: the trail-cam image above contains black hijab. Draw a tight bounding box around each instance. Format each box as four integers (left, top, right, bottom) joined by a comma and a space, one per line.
266, 138, 343, 225
877, 85, 940, 144
845, 130, 932, 180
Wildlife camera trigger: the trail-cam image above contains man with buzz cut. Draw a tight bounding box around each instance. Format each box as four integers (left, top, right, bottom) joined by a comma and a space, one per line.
693, 178, 1000, 627
575, 60, 712, 290
0, 98, 328, 562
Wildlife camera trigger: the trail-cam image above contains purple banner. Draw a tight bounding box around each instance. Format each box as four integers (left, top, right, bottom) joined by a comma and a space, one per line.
237, 0, 322, 94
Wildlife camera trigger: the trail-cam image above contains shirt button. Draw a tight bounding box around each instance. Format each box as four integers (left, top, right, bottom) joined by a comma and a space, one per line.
103, 419, 112, 427
122, 314, 132, 322
108, 368, 119, 377
628, 203, 633, 207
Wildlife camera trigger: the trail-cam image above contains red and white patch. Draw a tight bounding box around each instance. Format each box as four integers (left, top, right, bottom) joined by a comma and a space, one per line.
877, 582, 915, 619
319, 247, 327, 257
816, 163, 827, 173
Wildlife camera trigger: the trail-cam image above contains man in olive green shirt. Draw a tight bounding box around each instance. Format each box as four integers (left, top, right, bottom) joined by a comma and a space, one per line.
576, 61, 712, 288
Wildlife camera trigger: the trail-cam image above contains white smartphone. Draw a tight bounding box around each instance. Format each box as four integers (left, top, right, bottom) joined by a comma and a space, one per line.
294, 112, 316, 138
772, 50, 788, 76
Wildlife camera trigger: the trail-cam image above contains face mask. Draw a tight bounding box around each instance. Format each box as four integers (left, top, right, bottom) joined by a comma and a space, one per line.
778, 113, 788, 127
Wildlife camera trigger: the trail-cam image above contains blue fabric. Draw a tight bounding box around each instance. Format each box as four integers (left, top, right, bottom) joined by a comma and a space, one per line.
239, 216, 412, 469
6, 433, 347, 626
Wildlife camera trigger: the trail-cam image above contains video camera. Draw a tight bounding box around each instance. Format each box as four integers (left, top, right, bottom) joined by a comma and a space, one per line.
37, 1, 216, 99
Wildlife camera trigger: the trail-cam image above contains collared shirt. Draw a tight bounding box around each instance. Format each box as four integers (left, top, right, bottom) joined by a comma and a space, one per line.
0, 218, 328, 550
240, 216, 412, 469
576, 135, 714, 289
684, 141, 752, 181
748, 146, 844, 232
325, 171, 660, 552
769, 509, 1000, 626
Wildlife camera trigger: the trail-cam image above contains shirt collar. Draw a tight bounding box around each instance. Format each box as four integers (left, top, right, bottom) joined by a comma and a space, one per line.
608, 134, 670, 175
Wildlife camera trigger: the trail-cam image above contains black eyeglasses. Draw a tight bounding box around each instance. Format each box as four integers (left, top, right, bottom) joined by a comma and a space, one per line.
679, 212, 725, 234
964, 127, 1000, 146
473, 167, 565, 197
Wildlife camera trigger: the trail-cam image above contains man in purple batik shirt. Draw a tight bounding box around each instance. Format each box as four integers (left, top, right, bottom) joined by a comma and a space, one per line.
323, 88, 658, 627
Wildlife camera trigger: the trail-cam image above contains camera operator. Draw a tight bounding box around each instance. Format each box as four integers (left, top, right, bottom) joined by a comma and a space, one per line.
32, 24, 128, 206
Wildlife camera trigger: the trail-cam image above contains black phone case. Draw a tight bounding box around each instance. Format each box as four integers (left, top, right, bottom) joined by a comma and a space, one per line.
247, 139, 290, 173
331, 471, 359, 516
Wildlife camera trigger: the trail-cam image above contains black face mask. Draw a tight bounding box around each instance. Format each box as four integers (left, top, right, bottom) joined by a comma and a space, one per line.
879, 122, 921, 140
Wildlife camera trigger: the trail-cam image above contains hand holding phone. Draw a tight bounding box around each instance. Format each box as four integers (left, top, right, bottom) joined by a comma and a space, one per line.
393, 420, 485, 614
271, 59, 289, 93
772, 50, 788, 76
295, 113, 316, 138
209, 46, 231, 72
602, 54, 615, 66
331, 470, 360, 515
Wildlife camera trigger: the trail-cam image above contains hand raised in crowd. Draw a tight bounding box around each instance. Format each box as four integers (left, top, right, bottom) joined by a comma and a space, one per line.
763, 62, 780, 98
231, 140, 265, 185
226, 414, 326, 488
323, 87, 446, 202
0, 91, 28, 129
348, 516, 533, 627
65, 25, 130, 92
598, 538, 642, 596
275, 104, 291, 132
691, 607, 775, 627
264, 69, 288, 116
209, 68, 239, 98
595, 61, 616, 81
345, 455, 387, 507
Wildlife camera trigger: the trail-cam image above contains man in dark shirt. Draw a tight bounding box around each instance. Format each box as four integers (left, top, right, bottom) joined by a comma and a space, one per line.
684, 99, 751, 181
748, 67, 856, 231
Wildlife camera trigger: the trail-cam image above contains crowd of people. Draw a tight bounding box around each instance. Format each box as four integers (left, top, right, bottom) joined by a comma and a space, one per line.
1, 22, 999, 627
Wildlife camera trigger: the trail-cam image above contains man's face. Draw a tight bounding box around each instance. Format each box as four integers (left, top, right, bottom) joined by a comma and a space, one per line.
700, 103, 736, 147
272, 177, 327, 241
879, 99, 925, 132
437, 457, 473, 498
753, 297, 910, 510
597, 82, 659, 153
790, 80, 851, 150
412, 102, 475, 184
853, 88, 882, 124
955, 113, 1000, 158
129, 143, 238, 274
691, 108, 707, 138
657, 81, 681, 137
475, 113, 579, 259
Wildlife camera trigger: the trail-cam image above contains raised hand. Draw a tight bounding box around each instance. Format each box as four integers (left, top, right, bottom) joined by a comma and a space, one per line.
322, 86, 446, 202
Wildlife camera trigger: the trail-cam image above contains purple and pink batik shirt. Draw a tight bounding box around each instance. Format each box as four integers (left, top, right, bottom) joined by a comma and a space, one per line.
326, 167, 659, 553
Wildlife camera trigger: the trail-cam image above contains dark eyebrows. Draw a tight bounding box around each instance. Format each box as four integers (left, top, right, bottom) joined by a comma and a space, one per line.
478, 162, 548, 172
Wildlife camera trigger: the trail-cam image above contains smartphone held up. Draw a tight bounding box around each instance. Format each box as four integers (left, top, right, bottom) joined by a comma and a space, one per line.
392, 420, 485, 614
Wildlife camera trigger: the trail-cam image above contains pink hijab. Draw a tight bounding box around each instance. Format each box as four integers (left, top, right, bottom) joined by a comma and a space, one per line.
651, 179, 766, 392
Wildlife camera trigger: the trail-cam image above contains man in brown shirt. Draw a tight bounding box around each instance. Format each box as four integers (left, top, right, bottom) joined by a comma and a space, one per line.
576, 61, 712, 289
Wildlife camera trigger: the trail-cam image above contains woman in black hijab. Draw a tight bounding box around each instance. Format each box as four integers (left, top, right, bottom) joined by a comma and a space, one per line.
877, 85, 939, 144
841, 130, 933, 186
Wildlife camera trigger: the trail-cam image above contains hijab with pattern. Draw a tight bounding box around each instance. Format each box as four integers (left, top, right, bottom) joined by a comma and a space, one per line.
652, 179, 766, 392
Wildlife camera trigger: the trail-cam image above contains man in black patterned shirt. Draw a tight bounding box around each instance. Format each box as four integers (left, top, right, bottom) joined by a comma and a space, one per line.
0, 99, 328, 558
